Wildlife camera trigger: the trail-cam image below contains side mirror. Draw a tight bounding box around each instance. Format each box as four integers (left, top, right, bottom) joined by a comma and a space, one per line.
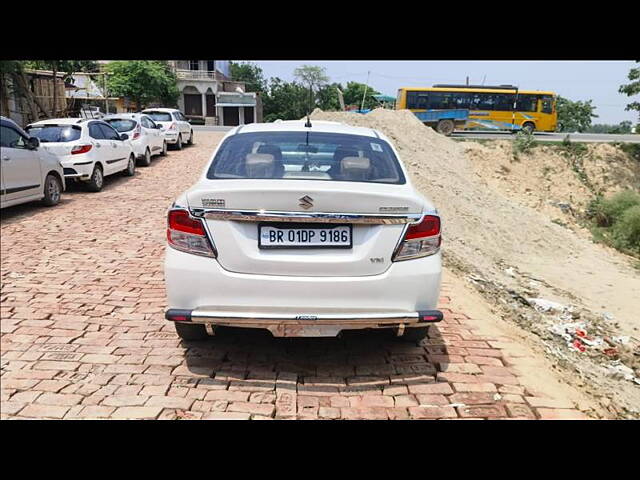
156, 124, 163, 129
120, 133, 129, 141
27, 137, 40, 150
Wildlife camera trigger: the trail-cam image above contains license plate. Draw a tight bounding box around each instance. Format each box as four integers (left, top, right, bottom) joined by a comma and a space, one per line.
258, 224, 352, 249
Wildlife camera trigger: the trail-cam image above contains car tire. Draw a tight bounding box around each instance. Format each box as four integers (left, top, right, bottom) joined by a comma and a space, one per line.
436, 119, 455, 136
124, 154, 136, 176
175, 135, 183, 150
140, 148, 151, 166
398, 326, 430, 343
160, 141, 167, 156
42, 174, 62, 206
86, 165, 104, 192
187, 130, 194, 145
522, 122, 535, 134
174, 322, 209, 341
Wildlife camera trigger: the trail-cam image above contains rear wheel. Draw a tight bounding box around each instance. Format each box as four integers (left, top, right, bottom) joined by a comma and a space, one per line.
175, 134, 183, 150
398, 326, 430, 343
124, 154, 136, 176
436, 119, 455, 136
140, 148, 151, 166
42, 174, 62, 206
186, 130, 194, 145
174, 322, 208, 340
522, 122, 535, 134
86, 165, 103, 192
160, 141, 167, 156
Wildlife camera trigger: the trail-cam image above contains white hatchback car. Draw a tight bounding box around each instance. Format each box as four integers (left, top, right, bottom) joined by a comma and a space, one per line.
164, 120, 443, 342
141, 108, 193, 150
1, 116, 65, 209
26, 118, 137, 192
104, 113, 167, 166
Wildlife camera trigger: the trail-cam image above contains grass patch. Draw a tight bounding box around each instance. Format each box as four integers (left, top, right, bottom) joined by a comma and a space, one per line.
513, 131, 537, 154
612, 142, 640, 162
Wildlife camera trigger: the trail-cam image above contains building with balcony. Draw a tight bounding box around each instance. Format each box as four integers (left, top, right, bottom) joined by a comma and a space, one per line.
168, 60, 261, 126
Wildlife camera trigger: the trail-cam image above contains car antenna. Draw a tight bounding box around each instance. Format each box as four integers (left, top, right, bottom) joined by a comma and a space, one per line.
304, 83, 312, 128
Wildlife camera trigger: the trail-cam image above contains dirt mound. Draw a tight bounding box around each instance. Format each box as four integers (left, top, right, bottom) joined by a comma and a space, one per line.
311, 108, 640, 417
464, 141, 640, 231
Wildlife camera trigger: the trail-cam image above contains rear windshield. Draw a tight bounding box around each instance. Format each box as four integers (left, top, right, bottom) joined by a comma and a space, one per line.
105, 119, 137, 132
144, 111, 172, 122
207, 131, 405, 184
26, 125, 81, 143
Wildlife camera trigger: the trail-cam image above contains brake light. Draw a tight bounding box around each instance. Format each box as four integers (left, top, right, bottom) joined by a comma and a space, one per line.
167, 209, 215, 257
71, 144, 92, 155
393, 214, 441, 261
132, 125, 141, 140
168, 122, 177, 131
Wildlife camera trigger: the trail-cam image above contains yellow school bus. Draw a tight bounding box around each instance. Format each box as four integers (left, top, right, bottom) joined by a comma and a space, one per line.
396, 85, 558, 133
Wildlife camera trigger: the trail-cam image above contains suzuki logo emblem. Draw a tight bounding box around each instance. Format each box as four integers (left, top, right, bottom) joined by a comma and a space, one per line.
299, 195, 314, 209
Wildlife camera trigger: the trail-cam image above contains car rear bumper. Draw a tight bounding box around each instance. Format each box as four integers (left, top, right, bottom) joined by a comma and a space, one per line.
166, 308, 443, 337
163, 132, 179, 143
164, 247, 442, 337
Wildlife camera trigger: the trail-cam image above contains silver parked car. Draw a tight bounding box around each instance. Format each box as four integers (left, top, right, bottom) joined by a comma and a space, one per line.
1, 116, 65, 209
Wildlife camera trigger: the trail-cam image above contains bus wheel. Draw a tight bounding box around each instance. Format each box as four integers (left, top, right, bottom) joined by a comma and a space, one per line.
522, 122, 535, 134
436, 119, 455, 136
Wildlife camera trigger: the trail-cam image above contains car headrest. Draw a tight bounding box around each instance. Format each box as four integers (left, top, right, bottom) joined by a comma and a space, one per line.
341, 156, 371, 179
245, 153, 275, 178
257, 144, 282, 162
333, 147, 359, 162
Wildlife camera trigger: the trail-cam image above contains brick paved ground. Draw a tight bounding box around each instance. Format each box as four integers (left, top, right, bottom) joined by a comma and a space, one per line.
0, 133, 588, 420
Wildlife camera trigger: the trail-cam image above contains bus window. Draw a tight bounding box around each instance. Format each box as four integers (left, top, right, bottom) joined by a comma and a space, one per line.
540, 96, 554, 114
516, 94, 537, 112
406, 91, 429, 109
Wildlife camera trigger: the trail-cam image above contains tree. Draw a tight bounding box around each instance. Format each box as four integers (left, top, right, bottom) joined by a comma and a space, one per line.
556, 96, 598, 132
106, 61, 179, 110
261, 77, 308, 122
342, 81, 381, 110
293, 65, 329, 114
229, 61, 266, 93
619, 61, 640, 121
316, 82, 344, 111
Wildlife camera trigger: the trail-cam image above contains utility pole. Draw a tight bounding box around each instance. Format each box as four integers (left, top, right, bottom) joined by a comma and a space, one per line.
360, 71, 370, 111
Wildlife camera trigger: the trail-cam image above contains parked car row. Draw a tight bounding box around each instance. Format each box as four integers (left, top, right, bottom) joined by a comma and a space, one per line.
0, 109, 194, 209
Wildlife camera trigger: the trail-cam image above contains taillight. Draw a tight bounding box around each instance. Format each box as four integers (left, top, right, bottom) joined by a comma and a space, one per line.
71, 144, 92, 155
393, 215, 441, 261
132, 125, 141, 140
168, 122, 177, 131
167, 209, 215, 257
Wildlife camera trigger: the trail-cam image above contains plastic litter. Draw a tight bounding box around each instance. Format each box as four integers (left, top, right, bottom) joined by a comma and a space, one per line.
605, 360, 640, 385
528, 298, 567, 313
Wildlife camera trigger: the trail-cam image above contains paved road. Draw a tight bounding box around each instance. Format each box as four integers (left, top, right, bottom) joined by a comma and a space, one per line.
0, 133, 588, 420
192, 125, 234, 132
452, 131, 640, 143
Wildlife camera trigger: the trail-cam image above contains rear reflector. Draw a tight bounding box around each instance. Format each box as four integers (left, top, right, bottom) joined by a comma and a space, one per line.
418, 310, 444, 322
165, 309, 193, 322
71, 144, 92, 155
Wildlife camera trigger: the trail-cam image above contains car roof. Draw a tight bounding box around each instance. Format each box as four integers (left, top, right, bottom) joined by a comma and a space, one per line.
27, 117, 86, 126
141, 108, 177, 113
1, 116, 29, 136
230, 120, 381, 138
103, 113, 144, 120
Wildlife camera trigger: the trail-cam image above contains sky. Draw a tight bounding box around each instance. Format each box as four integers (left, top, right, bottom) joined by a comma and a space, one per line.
248, 61, 638, 125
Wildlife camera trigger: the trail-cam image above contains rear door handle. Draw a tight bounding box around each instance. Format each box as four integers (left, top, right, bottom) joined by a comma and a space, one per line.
2, 155, 10, 161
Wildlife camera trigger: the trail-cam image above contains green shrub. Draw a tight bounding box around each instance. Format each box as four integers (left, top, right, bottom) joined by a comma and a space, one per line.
587, 190, 640, 257
611, 205, 640, 255
560, 136, 588, 157
588, 190, 640, 227
513, 131, 537, 154
613, 142, 640, 162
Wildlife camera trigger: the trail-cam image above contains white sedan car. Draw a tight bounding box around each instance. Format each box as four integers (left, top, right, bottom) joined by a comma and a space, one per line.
141, 108, 193, 150
1, 116, 65, 209
104, 113, 167, 165
164, 120, 442, 341
26, 118, 136, 192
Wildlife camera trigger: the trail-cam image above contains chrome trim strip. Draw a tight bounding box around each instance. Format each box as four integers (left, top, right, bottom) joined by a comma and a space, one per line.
191, 309, 420, 321
191, 208, 424, 225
